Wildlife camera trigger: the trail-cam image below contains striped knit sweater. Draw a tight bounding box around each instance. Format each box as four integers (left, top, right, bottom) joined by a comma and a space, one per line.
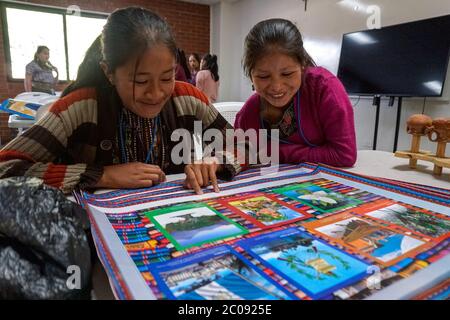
0, 81, 243, 194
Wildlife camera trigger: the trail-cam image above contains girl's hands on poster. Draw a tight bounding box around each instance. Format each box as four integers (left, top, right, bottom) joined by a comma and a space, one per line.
96, 162, 166, 189
184, 157, 222, 195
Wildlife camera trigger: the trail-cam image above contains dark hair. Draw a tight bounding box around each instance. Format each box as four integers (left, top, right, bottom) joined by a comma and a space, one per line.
34, 46, 52, 70
201, 54, 219, 82
62, 36, 103, 95
189, 53, 201, 70
242, 18, 316, 78
63, 7, 177, 97
176, 48, 191, 81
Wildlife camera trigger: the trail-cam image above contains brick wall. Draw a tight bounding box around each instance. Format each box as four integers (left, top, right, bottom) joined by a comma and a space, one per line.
0, 0, 210, 145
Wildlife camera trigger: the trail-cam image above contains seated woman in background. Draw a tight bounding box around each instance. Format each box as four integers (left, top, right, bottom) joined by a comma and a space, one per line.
188, 53, 201, 85
234, 18, 356, 167
24, 46, 59, 95
196, 54, 220, 103
0, 7, 245, 195
174, 48, 191, 83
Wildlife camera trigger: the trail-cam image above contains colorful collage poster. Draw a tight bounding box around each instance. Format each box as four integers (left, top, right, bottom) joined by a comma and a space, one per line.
305, 213, 430, 266
145, 202, 248, 251
82, 164, 450, 300
272, 182, 363, 213
361, 202, 450, 241
217, 192, 312, 229
149, 245, 295, 300
238, 228, 371, 299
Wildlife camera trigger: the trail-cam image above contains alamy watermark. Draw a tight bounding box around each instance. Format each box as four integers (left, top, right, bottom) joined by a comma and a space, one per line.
366, 265, 382, 290
67, 5, 81, 17
366, 5, 381, 29
170, 121, 280, 168
66, 265, 81, 290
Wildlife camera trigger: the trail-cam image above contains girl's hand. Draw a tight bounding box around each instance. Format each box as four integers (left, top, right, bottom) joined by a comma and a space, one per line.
184, 157, 221, 195
96, 162, 166, 189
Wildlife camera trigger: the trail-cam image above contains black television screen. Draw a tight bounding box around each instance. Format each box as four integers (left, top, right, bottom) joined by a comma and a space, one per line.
337, 14, 450, 97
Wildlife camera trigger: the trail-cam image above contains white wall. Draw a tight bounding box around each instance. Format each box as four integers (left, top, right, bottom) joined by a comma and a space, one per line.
210, 0, 450, 153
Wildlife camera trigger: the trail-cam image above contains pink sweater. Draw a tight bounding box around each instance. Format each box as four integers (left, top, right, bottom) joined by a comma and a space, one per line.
196, 70, 219, 103
234, 67, 356, 167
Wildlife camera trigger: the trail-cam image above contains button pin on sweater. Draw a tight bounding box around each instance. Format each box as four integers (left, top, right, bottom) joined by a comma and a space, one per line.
100, 140, 113, 151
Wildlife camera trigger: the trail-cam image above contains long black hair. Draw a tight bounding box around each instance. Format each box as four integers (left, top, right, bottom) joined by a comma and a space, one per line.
176, 48, 191, 80
62, 36, 104, 95
242, 18, 316, 78
201, 53, 219, 82
62, 7, 177, 97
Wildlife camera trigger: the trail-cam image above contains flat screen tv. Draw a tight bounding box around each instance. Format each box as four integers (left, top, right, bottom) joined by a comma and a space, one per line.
337, 14, 450, 97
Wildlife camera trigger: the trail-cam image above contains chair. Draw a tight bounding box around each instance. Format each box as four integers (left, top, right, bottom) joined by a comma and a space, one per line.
212, 101, 245, 127
8, 114, 35, 135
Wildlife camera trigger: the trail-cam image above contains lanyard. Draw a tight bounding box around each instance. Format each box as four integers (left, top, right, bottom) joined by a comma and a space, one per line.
260, 90, 317, 147
119, 111, 160, 164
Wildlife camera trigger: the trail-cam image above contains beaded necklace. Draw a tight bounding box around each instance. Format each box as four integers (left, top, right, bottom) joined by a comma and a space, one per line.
260, 91, 317, 147
118, 109, 164, 166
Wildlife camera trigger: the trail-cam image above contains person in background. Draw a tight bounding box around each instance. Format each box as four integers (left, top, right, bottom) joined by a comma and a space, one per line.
188, 53, 201, 85
196, 54, 220, 103
24, 46, 58, 95
234, 18, 356, 167
174, 48, 191, 83
1, 7, 245, 195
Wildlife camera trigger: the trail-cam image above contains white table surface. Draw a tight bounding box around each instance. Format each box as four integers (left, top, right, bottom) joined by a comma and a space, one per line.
350, 150, 449, 190
91, 149, 449, 299
7, 114, 35, 128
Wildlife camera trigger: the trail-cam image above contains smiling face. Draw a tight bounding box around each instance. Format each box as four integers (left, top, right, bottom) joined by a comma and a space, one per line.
111, 45, 176, 118
251, 51, 302, 108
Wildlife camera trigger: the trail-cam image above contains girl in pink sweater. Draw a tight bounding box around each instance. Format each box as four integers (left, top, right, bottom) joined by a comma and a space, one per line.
235, 18, 356, 167
196, 54, 220, 103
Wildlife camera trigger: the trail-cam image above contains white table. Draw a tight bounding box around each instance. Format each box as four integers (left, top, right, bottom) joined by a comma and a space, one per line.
6, 91, 59, 136
8, 114, 35, 135
350, 150, 449, 189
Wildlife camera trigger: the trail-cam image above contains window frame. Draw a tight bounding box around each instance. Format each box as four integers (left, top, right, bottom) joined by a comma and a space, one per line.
0, 0, 108, 83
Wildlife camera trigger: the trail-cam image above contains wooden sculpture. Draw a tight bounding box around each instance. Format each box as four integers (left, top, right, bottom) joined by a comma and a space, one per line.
395, 114, 449, 177
406, 114, 432, 168
425, 117, 450, 175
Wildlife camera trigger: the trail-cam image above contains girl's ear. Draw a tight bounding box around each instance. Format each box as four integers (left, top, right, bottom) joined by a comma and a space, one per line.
100, 61, 114, 85
249, 73, 256, 90
299, 62, 305, 72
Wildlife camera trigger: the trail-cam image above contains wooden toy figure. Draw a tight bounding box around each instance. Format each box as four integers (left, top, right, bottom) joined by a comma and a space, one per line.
406, 114, 432, 168
425, 117, 450, 175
